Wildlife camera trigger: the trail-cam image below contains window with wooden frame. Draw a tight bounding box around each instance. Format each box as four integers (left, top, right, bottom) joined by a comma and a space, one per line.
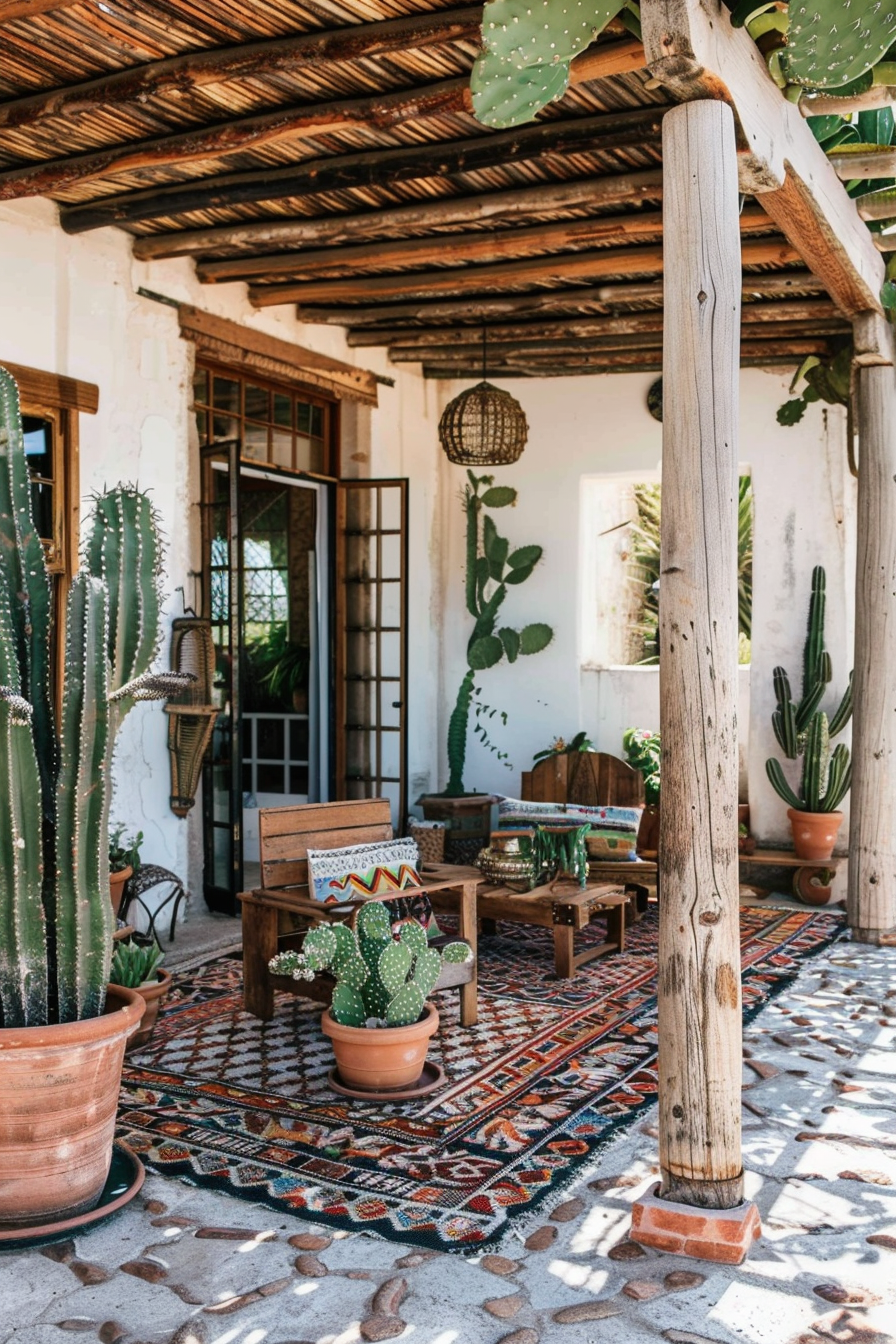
192, 361, 338, 478
2, 361, 97, 699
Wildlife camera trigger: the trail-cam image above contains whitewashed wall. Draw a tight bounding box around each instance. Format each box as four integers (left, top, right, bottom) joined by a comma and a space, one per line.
433, 370, 856, 851
0, 197, 442, 901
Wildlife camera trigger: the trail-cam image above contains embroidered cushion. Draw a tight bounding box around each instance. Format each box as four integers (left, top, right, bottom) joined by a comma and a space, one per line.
586, 829, 640, 862
497, 797, 642, 835
306, 838, 421, 904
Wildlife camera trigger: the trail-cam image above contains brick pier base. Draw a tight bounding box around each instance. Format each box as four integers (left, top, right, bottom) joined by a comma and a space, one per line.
630, 1183, 762, 1265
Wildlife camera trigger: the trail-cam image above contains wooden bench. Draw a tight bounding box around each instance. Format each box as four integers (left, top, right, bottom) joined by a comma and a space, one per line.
239, 799, 480, 1027
423, 863, 631, 978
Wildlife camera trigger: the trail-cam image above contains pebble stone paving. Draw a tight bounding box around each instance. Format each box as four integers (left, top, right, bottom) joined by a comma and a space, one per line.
2, 937, 894, 1344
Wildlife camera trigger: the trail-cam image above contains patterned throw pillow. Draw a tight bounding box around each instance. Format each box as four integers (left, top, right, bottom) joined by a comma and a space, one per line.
497, 797, 642, 835
306, 838, 421, 904
586, 829, 640, 862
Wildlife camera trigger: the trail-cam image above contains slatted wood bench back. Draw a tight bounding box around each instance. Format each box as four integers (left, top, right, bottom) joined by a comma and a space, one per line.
521, 752, 645, 808
258, 798, 393, 893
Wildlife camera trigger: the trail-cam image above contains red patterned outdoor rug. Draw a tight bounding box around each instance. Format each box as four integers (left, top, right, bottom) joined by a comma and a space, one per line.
118, 904, 844, 1251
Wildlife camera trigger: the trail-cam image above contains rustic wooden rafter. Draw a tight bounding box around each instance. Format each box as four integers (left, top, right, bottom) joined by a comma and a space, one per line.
60, 106, 663, 234
133, 171, 666, 263
386, 333, 836, 363
0, 0, 79, 20
0, 6, 485, 133
197, 204, 776, 285
2, 36, 645, 204
421, 354, 812, 377
248, 237, 801, 307
291, 271, 829, 326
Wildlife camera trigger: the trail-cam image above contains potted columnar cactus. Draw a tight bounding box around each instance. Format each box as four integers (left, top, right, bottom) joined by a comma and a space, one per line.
419, 471, 553, 857
270, 903, 471, 1093
0, 366, 189, 1229
765, 567, 853, 862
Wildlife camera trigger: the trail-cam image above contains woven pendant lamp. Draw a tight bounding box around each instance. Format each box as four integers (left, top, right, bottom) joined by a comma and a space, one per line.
438, 330, 528, 466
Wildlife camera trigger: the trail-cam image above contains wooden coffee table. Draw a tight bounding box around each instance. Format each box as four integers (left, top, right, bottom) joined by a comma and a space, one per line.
423, 864, 631, 979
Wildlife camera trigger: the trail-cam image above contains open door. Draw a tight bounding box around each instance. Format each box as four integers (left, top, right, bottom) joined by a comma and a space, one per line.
335, 479, 409, 829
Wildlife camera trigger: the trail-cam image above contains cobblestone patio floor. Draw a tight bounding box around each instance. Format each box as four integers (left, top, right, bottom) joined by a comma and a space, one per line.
2, 937, 894, 1344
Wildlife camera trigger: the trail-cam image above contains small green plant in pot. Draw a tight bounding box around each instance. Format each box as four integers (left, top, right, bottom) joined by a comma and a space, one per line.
109, 940, 170, 1051
108, 825, 143, 916
765, 566, 852, 861
270, 903, 471, 1094
420, 471, 553, 854
0, 365, 192, 1229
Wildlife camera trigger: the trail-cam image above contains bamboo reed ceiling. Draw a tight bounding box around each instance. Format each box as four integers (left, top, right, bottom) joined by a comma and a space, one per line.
0, 0, 851, 376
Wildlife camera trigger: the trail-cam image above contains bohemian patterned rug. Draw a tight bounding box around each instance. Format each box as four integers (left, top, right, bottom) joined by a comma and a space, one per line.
118, 904, 844, 1252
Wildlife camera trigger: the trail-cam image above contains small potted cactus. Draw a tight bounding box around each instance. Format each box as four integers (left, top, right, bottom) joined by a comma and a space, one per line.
270, 903, 472, 1094
765, 567, 852, 862
109, 940, 171, 1050
0, 366, 191, 1230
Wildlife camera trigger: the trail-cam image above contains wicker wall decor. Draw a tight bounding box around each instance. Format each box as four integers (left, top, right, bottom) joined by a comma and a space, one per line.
438, 380, 529, 466
165, 617, 218, 817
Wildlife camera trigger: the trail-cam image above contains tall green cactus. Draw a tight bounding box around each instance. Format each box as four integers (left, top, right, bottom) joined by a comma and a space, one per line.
445, 470, 553, 796
0, 364, 191, 1028
766, 566, 853, 815
269, 902, 472, 1028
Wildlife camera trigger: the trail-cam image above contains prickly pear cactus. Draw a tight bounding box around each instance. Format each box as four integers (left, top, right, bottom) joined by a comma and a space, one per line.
269, 904, 473, 1029
471, 0, 628, 129
781, 2, 896, 90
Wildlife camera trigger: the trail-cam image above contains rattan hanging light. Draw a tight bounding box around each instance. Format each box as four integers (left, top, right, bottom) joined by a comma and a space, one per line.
438, 330, 528, 466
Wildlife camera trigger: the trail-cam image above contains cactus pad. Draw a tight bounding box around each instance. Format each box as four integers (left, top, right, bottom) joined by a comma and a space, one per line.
781, 2, 896, 90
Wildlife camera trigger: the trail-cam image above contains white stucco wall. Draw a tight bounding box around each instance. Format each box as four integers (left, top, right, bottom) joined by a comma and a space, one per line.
0, 197, 442, 901
433, 370, 856, 850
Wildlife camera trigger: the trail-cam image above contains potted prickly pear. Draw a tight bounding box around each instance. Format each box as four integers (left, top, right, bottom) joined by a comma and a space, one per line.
765, 567, 852, 864
0, 366, 191, 1230
269, 903, 472, 1095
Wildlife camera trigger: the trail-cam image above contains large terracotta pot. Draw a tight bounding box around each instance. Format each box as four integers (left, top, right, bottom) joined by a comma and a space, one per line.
109, 864, 132, 917
787, 808, 844, 862
126, 968, 172, 1051
0, 985, 144, 1229
322, 1002, 439, 1092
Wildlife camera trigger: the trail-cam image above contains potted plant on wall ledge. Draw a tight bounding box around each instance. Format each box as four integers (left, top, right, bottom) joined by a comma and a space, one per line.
765, 566, 852, 862
108, 825, 143, 917
419, 471, 553, 859
0, 366, 192, 1233
270, 902, 471, 1099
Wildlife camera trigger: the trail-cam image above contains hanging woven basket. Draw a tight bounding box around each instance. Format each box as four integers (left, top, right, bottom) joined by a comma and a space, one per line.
438, 380, 528, 466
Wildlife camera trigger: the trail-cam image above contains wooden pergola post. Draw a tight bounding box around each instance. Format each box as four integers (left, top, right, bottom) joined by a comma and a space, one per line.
848, 320, 896, 945
631, 99, 760, 1264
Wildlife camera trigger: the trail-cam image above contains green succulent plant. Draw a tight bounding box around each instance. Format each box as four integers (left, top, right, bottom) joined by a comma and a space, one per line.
269, 903, 472, 1028
623, 726, 661, 805
765, 566, 853, 813
0, 365, 192, 1030
445, 470, 553, 796
109, 939, 165, 989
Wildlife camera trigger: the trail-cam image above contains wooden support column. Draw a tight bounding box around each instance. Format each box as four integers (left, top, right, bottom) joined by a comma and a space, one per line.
654, 101, 746, 1222
849, 316, 896, 945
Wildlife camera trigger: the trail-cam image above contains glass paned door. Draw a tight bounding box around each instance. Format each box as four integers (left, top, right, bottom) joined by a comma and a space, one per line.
335, 480, 409, 829
201, 454, 329, 912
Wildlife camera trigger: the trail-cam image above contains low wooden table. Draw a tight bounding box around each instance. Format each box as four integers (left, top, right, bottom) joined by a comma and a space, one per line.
739, 847, 846, 902
423, 864, 632, 978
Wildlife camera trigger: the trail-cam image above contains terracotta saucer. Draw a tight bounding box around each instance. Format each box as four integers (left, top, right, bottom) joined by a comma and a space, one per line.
0, 1141, 145, 1250
327, 1061, 446, 1101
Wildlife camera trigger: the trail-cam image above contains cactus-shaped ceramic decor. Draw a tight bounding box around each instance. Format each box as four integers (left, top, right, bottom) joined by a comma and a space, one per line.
471, 0, 630, 129
269, 903, 472, 1028
765, 566, 853, 813
0, 364, 192, 1029
445, 471, 553, 796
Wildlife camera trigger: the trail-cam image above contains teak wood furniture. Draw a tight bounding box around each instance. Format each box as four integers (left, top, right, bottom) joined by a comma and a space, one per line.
239, 799, 479, 1026
423, 862, 631, 978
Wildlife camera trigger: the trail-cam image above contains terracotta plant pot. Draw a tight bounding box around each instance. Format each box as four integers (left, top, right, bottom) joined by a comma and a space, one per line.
0, 985, 145, 1229
787, 808, 844, 863
125, 968, 172, 1051
109, 864, 133, 917
322, 1002, 439, 1093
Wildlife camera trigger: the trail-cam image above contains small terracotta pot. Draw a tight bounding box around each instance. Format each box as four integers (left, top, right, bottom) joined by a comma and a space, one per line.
125, 968, 172, 1051
787, 808, 844, 862
322, 1002, 439, 1093
109, 865, 133, 917
0, 985, 144, 1229
792, 865, 836, 906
